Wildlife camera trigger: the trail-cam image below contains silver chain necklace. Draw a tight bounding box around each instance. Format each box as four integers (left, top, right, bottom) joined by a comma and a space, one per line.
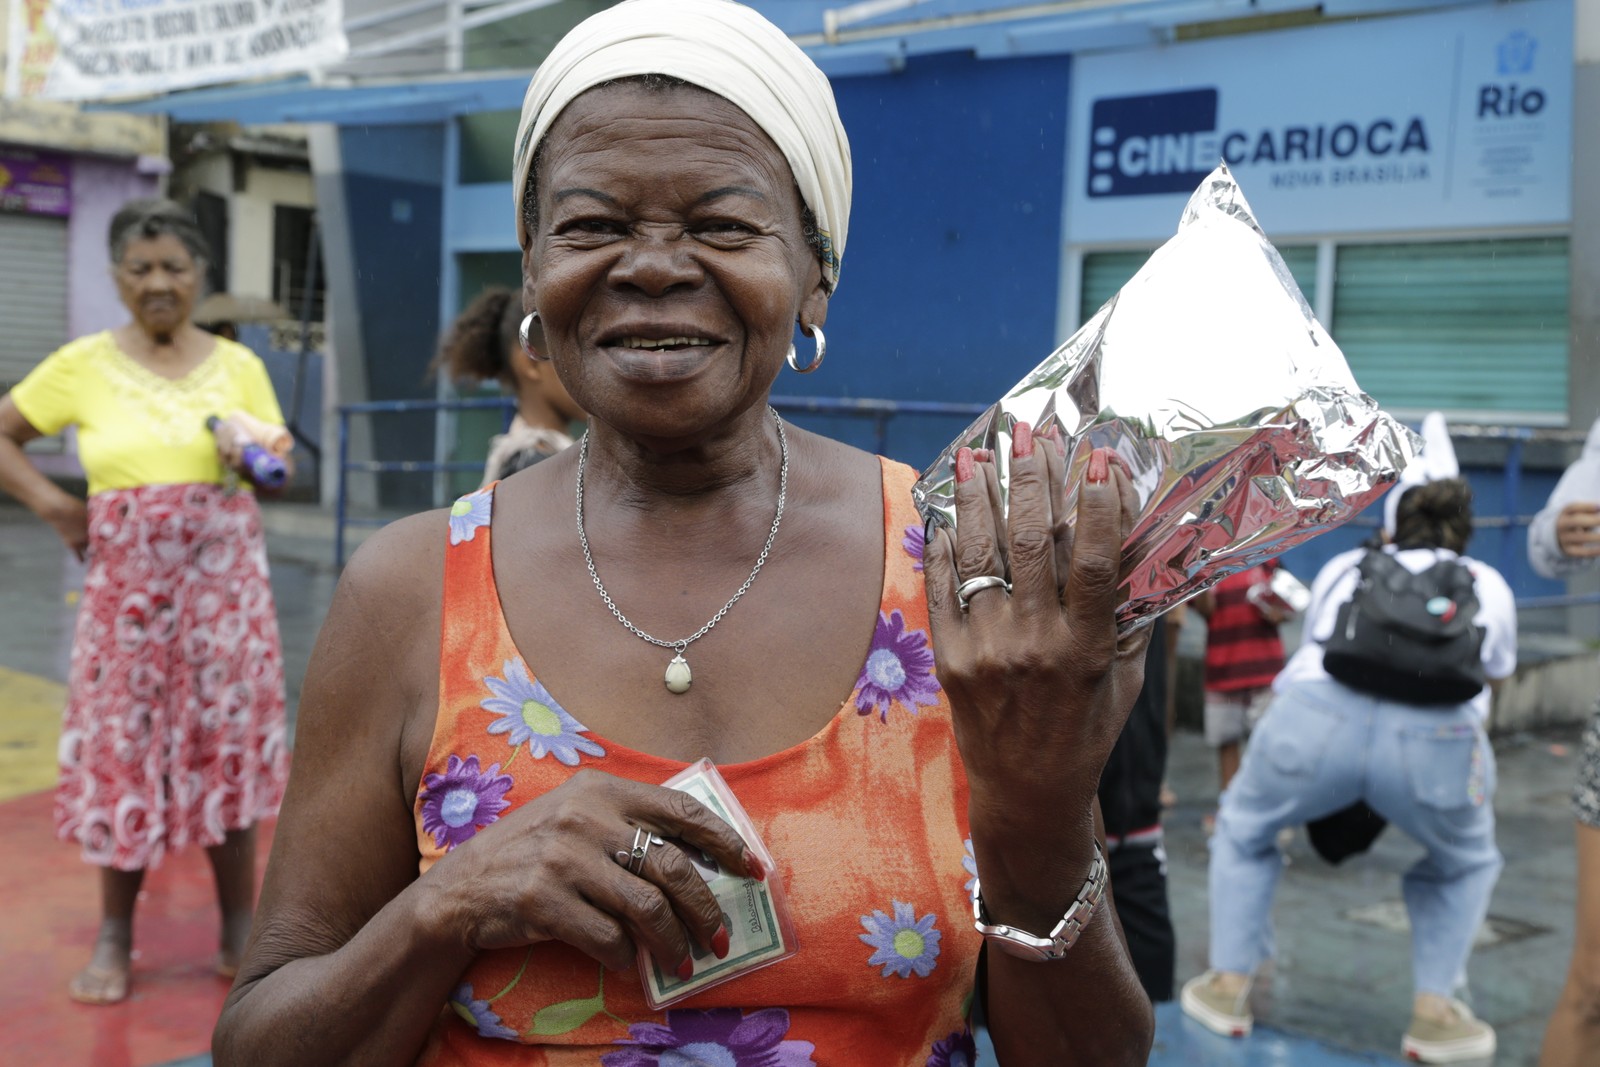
576, 406, 788, 695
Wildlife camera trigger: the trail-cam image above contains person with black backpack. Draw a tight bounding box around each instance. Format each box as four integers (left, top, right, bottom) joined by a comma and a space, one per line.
1181, 413, 1516, 1063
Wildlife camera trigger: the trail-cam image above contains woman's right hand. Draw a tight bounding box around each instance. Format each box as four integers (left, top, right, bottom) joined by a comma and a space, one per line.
1556, 501, 1600, 559
428, 769, 760, 976
42, 494, 88, 560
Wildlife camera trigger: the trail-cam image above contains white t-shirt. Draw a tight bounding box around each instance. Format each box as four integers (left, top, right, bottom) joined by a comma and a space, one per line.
1275, 545, 1517, 721
1529, 414, 1600, 581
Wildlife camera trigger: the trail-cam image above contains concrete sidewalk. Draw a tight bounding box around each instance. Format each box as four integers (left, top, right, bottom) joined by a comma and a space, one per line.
0, 503, 1580, 1066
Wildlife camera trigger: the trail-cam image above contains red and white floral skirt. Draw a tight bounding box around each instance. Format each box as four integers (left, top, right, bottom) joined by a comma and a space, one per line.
55, 483, 289, 871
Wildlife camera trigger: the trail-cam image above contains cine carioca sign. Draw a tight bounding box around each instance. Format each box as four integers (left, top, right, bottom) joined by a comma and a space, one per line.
6, 0, 348, 101
1064, 0, 1571, 242
1086, 88, 1433, 199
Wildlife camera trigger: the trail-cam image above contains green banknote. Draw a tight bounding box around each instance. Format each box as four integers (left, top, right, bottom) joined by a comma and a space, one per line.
641, 767, 789, 1005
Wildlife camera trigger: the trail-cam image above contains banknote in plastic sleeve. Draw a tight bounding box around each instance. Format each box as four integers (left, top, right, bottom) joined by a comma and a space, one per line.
639, 759, 796, 1009
913, 163, 1419, 634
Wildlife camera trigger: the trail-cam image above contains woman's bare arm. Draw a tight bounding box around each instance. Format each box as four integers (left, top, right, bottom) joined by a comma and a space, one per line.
212, 514, 475, 1067
214, 512, 757, 1066
926, 429, 1154, 1065
0, 395, 87, 556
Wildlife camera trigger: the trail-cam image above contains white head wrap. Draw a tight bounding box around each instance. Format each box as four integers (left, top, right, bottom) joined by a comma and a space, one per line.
1384, 411, 1460, 536
512, 0, 852, 291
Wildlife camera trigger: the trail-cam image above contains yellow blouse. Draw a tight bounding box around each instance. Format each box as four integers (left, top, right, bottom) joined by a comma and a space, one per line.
10, 331, 286, 497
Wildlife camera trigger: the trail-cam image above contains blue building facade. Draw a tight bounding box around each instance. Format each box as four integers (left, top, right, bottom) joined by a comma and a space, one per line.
115, 0, 1579, 599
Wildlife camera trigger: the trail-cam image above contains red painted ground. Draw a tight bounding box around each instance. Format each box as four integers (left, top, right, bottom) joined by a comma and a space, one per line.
0, 789, 275, 1067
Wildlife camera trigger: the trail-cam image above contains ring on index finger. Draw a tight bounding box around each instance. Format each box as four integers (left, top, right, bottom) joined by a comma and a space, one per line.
614, 828, 666, 876
956, 574, 1012, 612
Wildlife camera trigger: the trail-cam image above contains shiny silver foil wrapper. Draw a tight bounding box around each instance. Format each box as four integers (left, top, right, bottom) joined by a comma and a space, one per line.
913, 164, 1419, 635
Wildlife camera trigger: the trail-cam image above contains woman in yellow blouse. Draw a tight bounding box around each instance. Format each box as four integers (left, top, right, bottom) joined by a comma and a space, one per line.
0, 199, 291, 1004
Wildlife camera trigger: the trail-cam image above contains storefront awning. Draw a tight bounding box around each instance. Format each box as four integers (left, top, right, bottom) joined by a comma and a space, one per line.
92, 0, 1488, 126
94, 74, 533, 126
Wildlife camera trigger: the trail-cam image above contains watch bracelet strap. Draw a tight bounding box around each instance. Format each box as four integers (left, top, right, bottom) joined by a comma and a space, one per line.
970, 838, 1108, 960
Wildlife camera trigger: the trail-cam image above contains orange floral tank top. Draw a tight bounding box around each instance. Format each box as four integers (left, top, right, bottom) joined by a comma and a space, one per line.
415, 458, 980, 1066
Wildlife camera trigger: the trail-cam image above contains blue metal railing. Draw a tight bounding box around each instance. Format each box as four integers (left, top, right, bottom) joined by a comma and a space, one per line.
335, 401, 1600, 613
765, 394, 992, 456
334, 394, 989, 566
336, 396, 517, 567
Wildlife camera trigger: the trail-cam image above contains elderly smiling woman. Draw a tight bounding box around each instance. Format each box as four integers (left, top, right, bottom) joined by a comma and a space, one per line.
213, 2, 1153, 1064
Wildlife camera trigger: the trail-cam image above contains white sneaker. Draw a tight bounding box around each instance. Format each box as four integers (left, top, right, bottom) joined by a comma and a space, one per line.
1401, 997, 1496, 1063
1180, 971, 1253, 1038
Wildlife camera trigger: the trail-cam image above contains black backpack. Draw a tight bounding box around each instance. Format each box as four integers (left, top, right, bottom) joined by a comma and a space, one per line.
1321, 550, 1486, 705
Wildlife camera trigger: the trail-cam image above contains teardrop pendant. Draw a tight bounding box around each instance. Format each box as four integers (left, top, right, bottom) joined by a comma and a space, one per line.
664, 654, 692, 694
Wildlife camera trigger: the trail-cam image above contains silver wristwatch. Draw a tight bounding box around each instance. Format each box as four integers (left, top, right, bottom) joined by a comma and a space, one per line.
970, 839, 1108, 962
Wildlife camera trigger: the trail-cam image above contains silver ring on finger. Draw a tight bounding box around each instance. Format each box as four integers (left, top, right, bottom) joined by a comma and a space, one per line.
614, 827, 666, 875
956, 574, 1012, 612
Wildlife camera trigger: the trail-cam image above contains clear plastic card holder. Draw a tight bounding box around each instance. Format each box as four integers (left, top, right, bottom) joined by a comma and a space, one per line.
637, 759, 798, 1010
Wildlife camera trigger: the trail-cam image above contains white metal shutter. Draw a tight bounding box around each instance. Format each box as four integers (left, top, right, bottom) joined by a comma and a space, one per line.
1331, 238, 1569, 421
0, 213, 70, 390
1080, 246, 1318, 324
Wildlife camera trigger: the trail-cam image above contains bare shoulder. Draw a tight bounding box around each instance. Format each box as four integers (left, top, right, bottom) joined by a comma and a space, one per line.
780, 429, 890, 583
232, 508, 454, 993
785, 425, 885, 502
338, 508, 449, 634
259, 506, 451, 876
317, 509, 452, 792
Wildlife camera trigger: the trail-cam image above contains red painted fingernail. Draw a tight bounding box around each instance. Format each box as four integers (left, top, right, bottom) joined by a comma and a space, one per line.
1041, 424, 1066, 456
745, 850, 766, 881
1012, 422, 1034, 459
973, 448, 994, 463
955, 447, 975, 484
677, 958, 695, 981
712, 925, 730, 959
1087, 448, 1110, 485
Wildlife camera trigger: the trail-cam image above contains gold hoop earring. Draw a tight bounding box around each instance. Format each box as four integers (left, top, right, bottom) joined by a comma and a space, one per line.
787, 324, 825, 374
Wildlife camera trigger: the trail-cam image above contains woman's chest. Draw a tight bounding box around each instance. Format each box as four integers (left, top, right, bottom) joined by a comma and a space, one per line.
495, 533, 890, 765
80, 360, 242, 449
420, 701, 979, 1059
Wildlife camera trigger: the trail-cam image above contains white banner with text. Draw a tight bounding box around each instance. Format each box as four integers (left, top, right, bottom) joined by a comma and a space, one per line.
6, 0, 347, 101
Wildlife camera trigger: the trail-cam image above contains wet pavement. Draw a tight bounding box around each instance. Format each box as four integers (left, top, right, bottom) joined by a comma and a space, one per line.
0, 501, 1581, 1066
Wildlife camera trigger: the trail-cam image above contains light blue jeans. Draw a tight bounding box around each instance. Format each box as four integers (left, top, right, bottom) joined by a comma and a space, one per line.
1208, 676, 1503, 997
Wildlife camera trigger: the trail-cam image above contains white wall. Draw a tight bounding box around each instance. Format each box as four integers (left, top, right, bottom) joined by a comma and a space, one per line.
229, 166, 315, 300
183, 153, 315, 302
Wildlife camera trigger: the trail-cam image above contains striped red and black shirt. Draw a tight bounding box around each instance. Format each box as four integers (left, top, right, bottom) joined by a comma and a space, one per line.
1204, 563, 1287, 692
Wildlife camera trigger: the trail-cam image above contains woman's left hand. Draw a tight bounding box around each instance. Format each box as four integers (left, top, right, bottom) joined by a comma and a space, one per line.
924, 423, 1150, 822
926, 424, 1156, 1067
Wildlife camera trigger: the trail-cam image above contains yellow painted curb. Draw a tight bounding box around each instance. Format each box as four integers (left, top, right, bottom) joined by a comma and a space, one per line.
0, 666, 63, 802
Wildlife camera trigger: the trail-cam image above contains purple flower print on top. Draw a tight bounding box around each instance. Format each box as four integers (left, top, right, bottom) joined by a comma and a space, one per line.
600, 1007, 817, 1067
419, 754, 513, 850
902, 523, 926, 572
448, 489, 493, 545
927, 1028, 978, 1067
855, 610, 941, 722
449, 983, 518, 1040
860, 900, 942, 979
